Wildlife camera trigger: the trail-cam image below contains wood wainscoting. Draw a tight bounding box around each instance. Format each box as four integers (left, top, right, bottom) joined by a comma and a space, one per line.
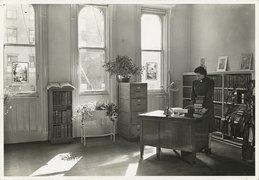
4, 97, 48, 144
147, 92, 167, 112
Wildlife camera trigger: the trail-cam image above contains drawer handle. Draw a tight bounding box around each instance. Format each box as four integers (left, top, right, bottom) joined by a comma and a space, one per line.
137, 86, 141, 90
137, 99, 141, 102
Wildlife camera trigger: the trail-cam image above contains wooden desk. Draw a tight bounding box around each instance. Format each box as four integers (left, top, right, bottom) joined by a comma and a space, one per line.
139, 110, 209, 164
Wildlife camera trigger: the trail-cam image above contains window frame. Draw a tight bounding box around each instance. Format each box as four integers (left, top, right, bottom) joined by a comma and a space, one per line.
29, 29, 35, 44
77, 5, 110, 95
141, 7, 168, 92
6, 27, 17, 43
3, 4, 38, 96
6, 9, 17, 20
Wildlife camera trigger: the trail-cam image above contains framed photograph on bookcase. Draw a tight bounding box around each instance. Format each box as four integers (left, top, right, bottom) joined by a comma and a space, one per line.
199, 57, 206, 69
240, 53, 252, 70
217, 56, 228, 71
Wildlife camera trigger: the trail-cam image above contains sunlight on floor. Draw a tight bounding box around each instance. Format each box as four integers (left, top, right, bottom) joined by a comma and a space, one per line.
143, 146, 156, 160
30, 152, 82, 177
125, 162, 139, 176
199, 156, 217, 166
98, 155, 129, 166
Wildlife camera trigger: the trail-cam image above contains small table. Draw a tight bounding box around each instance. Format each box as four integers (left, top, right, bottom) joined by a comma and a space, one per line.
139, 110, 209, 164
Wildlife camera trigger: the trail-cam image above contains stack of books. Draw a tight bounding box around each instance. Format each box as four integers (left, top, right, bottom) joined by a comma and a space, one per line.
194, 96, 205, 114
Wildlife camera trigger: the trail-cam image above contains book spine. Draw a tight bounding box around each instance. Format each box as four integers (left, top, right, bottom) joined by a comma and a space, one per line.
67, 92, 71, 105
67, 110, 71, 123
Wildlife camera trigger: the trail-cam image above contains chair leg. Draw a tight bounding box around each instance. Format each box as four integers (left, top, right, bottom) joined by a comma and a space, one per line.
81, 126, 83, 144
83, 126, 86, 146
113, 121, 116, 142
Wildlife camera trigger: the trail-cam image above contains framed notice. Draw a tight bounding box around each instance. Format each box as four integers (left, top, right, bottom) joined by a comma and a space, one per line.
12, 62, 29, 83
146, 62, 157, 80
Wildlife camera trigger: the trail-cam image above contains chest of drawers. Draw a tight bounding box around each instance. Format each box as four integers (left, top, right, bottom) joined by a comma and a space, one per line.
118, 83, 147, 140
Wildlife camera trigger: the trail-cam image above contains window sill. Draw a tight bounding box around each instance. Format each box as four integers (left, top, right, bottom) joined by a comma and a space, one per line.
147, 88, 166, 95
10, 92, 39, 98
79, 90, 109, 96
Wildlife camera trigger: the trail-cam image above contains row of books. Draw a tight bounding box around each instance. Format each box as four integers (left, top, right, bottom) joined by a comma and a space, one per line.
53, 110, 72, 124
52, 124, 72, 138
215, 118, 221, 132
214, 104, 222, 117
207, 75, 222, 87
223, 89, 248, 104
53, 91, 72, 105
213, 89, 222, 102
183, 87, 192, 98
219, 118, 244, 138
183, 75, 195, 86
224, 74, 251, 89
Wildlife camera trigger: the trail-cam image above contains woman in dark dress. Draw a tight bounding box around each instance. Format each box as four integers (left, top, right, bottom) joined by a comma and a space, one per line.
191, 66, 215, 153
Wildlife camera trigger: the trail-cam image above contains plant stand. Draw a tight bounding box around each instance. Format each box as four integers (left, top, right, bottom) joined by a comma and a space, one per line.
80, 111, 117, 146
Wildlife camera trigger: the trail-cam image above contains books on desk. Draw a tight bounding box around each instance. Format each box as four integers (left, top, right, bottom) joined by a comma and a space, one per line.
170, 107, 189, 114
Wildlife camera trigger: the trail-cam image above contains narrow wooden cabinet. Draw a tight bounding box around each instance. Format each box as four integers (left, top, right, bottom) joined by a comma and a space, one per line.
118, 83, 147, 140
48, 86, 74, 143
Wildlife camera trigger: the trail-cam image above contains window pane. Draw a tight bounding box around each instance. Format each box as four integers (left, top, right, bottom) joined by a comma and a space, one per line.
4, 46, 36, 93
79, 49, 106, 91
141, 51, 161, 89
78, 6, 104, 48
6, 5, 17, 19
4, 4, 35, 44
141, 14, 162, 50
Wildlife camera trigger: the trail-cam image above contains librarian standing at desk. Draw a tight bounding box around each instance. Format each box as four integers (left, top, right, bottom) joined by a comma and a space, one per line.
191, 66, 215, 153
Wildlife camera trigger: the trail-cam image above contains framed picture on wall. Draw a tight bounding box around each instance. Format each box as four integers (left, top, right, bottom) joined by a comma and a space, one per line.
146, 62, 157, 80
240, 53, 252, 70
217, 56, 228, 71
12, 62, 29, 83
199, 57, 207, 69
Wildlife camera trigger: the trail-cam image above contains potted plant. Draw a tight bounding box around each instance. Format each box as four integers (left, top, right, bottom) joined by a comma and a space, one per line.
102, 55, 144, 82
224, 79, 255, 162
4, 87, 15, 117
105, 103, 118, 121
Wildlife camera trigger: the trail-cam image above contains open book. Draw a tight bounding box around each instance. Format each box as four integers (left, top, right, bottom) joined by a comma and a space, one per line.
47, 82, 75, 90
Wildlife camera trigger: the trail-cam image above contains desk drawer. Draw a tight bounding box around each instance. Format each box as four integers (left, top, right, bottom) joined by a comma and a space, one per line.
131, 98, 147, 112
131, 84, 147, 98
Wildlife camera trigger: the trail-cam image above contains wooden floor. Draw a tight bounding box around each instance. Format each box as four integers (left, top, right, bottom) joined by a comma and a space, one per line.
4, 136, 255, 176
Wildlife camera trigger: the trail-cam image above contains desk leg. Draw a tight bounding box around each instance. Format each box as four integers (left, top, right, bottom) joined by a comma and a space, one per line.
181, 151, 196, 164
156, 147, 161, 160
140, 145, 144, 159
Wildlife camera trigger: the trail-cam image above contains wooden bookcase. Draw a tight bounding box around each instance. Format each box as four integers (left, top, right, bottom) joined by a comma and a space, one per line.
182, 70, 254, 144
48, 86, 74, 143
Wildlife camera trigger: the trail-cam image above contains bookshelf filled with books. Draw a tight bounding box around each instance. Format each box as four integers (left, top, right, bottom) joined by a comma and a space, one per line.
182, 71, 254, 145
48, 85, 74, 144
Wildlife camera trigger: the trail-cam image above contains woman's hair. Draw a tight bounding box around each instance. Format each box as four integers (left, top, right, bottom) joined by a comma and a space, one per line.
194, 66, 207, 76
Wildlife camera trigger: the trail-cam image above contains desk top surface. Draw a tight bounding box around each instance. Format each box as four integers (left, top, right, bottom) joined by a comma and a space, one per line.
139, 110, 203, 120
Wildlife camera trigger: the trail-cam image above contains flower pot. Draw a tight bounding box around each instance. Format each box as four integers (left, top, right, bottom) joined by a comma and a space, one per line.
117, 75, 130, 82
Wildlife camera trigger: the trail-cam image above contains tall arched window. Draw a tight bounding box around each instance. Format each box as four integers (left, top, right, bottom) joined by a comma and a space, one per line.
3, 4, 36, 93
78, 5, 107, 92
141, 12, 164, 90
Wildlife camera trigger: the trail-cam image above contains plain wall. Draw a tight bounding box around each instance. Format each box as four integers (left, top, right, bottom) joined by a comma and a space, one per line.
190, 5, 255, 71
170, 5, 192, 107
48, 5, 71, 82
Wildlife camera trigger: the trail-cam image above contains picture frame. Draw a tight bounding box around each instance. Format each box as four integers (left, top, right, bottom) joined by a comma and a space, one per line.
217, 56, 228, 71
146, 62, 157, 80
12, 62, 29, 83
199, 57, 206, 69
240, 53, 252, 70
